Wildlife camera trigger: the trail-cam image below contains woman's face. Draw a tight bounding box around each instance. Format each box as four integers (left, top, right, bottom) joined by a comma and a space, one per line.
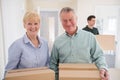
24, 19, 40, 37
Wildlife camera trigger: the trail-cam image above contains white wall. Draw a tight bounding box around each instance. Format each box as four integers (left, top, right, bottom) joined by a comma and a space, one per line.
1, 0, 25, 65
115, 8, 120, 68
77, 0, 120, 28
0, 0, 5, 79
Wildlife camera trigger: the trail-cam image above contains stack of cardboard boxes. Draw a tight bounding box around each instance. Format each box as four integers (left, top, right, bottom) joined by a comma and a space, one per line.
5, 67, 55, 80
59, 63, 101, 80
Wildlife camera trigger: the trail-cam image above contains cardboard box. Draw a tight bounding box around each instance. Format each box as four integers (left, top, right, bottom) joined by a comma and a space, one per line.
59, 63, 98, 70
5, 67, 55, 80
59, 64, 100, 80
59, 70, 100, 80
96, 35, 115, 50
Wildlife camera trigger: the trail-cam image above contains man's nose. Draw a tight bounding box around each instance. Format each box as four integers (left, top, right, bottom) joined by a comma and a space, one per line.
66, 21, 71, 26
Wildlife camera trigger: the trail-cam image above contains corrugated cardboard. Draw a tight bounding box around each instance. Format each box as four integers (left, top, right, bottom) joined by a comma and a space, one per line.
96, 35, 115, 50
59, 63, 98, 70
59, 64, 100, 80
5, 67, 55, 80
59, 70, 100, 80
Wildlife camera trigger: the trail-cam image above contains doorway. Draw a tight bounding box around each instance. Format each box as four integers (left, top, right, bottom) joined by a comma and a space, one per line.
40, 11, 59, 52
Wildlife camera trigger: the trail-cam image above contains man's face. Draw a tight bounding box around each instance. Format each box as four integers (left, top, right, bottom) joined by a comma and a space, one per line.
88, 18, 96, 27
60, 11, 77, 35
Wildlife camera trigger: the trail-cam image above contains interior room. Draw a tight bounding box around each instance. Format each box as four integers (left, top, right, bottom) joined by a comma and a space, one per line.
0, 0, 120, 80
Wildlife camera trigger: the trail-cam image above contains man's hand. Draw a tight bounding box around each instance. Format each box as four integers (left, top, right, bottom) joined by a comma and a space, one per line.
100, 69, 109, 80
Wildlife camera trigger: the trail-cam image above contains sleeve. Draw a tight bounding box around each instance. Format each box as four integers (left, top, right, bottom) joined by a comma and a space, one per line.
5, 41, 22, 71
49, 42, 59, 80
90, 35, 108, 70
46, 43, 50, 67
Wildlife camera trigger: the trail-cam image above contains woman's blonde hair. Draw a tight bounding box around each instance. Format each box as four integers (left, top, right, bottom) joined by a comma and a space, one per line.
23, 11, 40, 23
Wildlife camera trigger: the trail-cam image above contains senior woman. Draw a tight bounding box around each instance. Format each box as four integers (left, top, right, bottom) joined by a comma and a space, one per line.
5, 11, 49, 71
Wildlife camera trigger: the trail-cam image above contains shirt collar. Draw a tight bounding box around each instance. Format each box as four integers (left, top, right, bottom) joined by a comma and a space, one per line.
86, 25, 94, 29
23, 34, 30, 44
23, 33, 42, 48
66, 27, 79, 37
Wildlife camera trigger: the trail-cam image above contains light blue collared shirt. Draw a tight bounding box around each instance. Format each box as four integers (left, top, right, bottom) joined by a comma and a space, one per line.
5, 34, 49, 71
50, 29, 108, 80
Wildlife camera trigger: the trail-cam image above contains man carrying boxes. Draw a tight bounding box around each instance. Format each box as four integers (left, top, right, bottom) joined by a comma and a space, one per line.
50, 7, 109, 80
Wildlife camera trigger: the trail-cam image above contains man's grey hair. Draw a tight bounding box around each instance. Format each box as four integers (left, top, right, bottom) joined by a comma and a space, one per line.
60, 7, 75, 14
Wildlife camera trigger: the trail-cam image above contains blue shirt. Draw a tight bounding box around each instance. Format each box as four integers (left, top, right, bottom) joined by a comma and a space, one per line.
5, 34, 49, 71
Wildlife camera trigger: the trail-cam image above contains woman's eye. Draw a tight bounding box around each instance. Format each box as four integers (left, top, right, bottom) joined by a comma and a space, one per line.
34, 23, 38, 25
28, 23, 32, 25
